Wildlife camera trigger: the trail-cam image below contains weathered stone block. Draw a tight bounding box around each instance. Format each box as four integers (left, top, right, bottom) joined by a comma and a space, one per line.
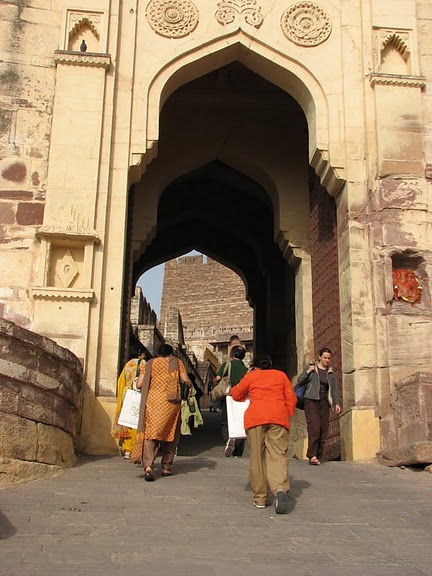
340, 407, 381, 461
0, 413, 37, 461
394, 372, 432, 446
36, 423, 76, 467
0, 202, 15, 225
0, 457, 63, 487
0, 381, 19, 414
378, 441, 432, 467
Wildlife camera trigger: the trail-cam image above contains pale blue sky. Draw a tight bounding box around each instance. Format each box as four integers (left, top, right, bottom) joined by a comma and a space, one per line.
137, 264, 164, 317
137, 251, 201, 318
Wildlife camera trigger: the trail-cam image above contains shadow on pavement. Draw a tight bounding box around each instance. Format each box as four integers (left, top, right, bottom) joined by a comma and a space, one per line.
73, 454, 119, 467
0, 511, 16, 540
178, 409, 225, 457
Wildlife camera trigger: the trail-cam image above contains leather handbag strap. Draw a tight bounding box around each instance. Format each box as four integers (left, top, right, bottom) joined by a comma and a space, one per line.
222, 360, 231, 378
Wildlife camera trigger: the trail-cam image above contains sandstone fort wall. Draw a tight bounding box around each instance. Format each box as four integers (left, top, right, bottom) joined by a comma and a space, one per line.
160, 255, 253, 336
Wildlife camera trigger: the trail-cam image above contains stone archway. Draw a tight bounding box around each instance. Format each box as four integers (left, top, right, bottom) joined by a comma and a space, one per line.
125, 60, 342, 457
128, 62, 312, 372
129, 35, 344, 196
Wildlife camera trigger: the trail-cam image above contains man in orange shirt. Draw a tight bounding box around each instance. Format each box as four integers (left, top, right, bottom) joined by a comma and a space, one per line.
230, 354, 297, 513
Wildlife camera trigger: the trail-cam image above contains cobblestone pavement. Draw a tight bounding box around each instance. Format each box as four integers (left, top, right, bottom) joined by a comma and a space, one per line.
1, 411, 431, 576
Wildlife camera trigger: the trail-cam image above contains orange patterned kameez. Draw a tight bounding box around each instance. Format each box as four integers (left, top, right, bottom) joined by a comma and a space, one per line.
144, 356, 187, 441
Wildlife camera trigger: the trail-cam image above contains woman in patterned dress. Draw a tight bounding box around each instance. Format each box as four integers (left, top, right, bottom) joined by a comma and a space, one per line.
131, 344, 191, 481
112, 344, 146, 460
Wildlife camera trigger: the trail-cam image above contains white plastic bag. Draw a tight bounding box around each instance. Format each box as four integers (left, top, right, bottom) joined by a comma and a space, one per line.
226, 396, 250, 439
118, 389, 141, 429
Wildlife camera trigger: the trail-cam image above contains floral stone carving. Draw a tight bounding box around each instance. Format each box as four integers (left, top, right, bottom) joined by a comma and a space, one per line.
392, 268, 422, 305
146, 0, 199, 38
281, 2, 331, 47
215, 0, 263, 29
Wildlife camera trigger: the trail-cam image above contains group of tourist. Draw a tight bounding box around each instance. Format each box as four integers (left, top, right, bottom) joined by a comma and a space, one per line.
112, 337, 341, 515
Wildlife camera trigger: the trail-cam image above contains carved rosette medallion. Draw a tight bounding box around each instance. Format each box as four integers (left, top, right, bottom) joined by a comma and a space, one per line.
281, 2, 331, 47
146, 0, 199, 38
215, 0, 263, 29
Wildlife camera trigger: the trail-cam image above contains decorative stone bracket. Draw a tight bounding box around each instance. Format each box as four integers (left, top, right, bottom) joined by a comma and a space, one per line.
310, 148, 345, 197
369, 73, 425, 89
54, 50, 111, 70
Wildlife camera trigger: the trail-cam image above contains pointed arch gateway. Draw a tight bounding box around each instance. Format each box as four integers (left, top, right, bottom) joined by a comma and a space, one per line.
126, 36, 344, 457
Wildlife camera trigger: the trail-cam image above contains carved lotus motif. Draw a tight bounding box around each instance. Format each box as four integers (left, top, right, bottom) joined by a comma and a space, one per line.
146, 0, 199, 38
281, 2, 331, 47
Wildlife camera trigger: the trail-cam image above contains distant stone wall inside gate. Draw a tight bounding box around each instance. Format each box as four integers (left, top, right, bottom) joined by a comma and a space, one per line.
160, 255, 253, 360
0, 319, 83, 485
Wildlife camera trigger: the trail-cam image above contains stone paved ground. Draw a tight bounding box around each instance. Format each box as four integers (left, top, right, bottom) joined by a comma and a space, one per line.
1, 411, 431, 576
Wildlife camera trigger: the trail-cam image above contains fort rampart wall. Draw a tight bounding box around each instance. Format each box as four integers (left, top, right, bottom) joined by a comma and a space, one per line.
0, 319, 83, 485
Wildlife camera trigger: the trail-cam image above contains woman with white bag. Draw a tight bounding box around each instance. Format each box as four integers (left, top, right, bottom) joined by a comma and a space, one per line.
112, 343, 146, 460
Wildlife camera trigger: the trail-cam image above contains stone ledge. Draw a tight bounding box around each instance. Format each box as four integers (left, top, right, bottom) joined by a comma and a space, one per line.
31, 287, 94, 301
369, 73, 426, 89
0, 457, 63, 487
377, 441, 432, 467
54, 50, 111, 69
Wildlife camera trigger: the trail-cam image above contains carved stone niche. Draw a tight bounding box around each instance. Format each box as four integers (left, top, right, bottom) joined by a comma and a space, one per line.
59, 10, 107, 53
370, 27, 425, 89
32, 227, 100, 301
389, 253, 428, 308
375, 28, 412, 75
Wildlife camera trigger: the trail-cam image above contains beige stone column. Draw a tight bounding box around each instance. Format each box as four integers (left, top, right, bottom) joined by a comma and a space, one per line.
80, 2, 140, 453
337, 0, 381, 460
32, 52, 111, 362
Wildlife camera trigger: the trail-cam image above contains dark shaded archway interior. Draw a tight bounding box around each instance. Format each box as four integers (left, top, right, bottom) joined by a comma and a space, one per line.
131, 62, 309, 374
135, 160, 272, 304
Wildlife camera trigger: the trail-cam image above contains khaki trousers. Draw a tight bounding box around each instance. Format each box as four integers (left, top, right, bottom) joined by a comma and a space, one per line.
246, 424, 290, 505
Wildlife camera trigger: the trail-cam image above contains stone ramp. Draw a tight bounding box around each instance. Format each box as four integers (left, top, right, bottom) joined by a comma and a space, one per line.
1, 444, 432, 576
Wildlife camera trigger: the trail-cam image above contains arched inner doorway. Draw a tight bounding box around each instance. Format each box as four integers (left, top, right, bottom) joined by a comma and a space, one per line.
130, 62, 310, 375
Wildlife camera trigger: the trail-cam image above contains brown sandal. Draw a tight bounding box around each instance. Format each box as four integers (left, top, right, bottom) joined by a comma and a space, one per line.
161, 469, 173, 477
309, 457, 321, 466
144, 468, 155, 481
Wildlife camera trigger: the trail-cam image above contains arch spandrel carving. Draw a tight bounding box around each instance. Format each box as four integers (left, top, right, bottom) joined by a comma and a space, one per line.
215, 0, 264, 29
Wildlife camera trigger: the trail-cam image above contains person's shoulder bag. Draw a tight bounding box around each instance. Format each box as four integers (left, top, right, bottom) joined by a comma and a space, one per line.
294, 364, 314, 410
211, 361, 232, 402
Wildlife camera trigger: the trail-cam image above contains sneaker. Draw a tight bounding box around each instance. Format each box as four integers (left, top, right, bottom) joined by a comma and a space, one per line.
224, 439, 235, 457
253, 501, 266, 509
123, 451, 131, 460
274, 491, 289, 514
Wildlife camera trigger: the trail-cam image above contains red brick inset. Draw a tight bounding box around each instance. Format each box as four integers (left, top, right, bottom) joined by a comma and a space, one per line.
0, 190, 33, 200
16, 202, 44, 225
